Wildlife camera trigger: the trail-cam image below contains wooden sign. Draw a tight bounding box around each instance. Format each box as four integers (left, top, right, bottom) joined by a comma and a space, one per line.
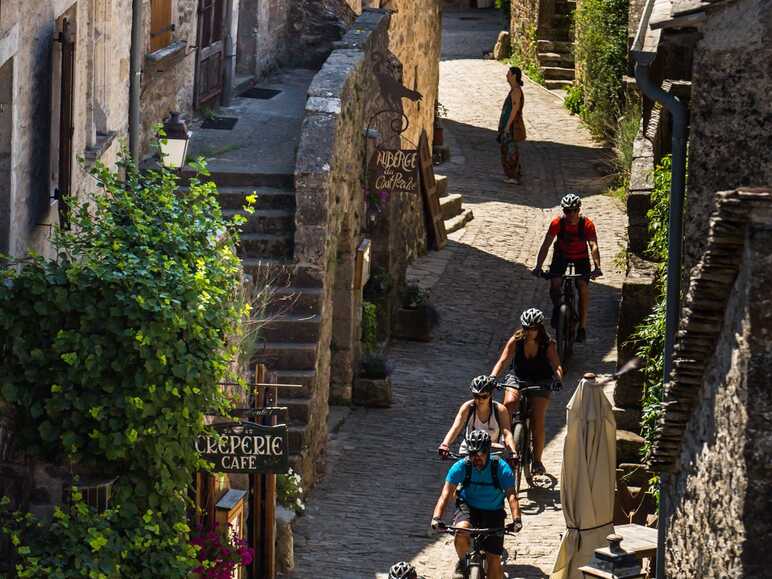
418, 130, 447, 250
368, 148, 419, 197
195, 422, 289, 474
354, 238, 372, 290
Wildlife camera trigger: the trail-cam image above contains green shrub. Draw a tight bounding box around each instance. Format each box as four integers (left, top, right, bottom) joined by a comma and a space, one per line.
362, 301, 378, 353
564, 83, 584, 115
508, 23, 545, 86
276, 468, 305, 515
606, 97, 642, 199
572, 0, 629, 138
0, 148, 247, 575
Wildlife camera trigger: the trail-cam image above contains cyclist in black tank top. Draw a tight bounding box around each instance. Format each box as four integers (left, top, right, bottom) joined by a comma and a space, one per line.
490, 308, 564, 475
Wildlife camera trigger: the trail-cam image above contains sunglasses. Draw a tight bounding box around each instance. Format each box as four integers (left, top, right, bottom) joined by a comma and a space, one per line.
563, 208, 579, 214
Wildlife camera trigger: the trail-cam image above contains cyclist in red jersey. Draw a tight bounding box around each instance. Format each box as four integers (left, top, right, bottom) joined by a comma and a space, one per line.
532, 194, 602, 342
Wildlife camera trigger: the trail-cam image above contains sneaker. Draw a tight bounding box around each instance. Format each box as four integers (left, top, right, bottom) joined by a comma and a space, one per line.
576, 327, 586, 343
453, 559, 466, 579
532, 460, 546, 475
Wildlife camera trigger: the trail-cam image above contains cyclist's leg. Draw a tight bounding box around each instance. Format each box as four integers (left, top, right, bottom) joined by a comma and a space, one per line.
530, 395, 550, 463
548, 255, 567, 326
503, 387, 522, 424
481, 508, 506, 579
452, 502, 473, 558
577, 278, 589, 328
486, 554, 504, 579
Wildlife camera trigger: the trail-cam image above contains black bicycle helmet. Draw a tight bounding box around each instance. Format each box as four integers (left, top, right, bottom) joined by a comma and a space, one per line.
520, 307, 544, 328
469, 375, 496, 395
560, 193, 582, 210
389, 561, 418, 579
465, 429, 492, 455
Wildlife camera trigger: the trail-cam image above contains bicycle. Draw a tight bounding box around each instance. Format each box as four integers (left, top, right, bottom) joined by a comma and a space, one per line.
538, 263, 592, 362
434, 523, 516, 579
497, 377, 554, 493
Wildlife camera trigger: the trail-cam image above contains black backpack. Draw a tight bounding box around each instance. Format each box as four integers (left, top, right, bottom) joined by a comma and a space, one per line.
557, 215, 586, 242
459, 457, 502, 492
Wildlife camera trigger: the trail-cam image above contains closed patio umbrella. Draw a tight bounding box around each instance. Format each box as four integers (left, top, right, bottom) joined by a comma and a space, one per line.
550, 373, 616, 579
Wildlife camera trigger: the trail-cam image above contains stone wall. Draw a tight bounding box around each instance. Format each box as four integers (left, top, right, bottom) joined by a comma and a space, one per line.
682, 0, 772, 275
510, 0, 540, 49
288, 0, 359, 69
663, 199, 772, 578
0, 0, 130, 259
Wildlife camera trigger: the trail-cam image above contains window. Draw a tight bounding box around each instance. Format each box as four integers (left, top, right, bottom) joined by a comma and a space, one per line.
150, 0, 174, 52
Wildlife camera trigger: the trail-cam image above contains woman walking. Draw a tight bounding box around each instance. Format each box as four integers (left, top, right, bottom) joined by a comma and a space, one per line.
490, 308, 563, 475
497, 66, 527, 184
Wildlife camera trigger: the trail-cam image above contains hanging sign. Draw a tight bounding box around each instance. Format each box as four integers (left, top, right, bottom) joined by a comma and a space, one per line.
368, 148, 419, 197
195, 422, 289, 474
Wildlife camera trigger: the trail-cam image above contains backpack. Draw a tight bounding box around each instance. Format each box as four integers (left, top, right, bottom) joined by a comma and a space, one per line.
459, 457, 502, 493
463, 402, 503, 442
557, 216, 586, 242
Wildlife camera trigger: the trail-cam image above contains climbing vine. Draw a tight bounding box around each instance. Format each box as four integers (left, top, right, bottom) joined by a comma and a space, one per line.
508, 23, 545, 86
0, 148, 248, 575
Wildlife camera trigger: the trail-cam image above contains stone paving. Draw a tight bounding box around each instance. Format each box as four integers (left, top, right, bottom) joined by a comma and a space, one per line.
290, 9, 626, 579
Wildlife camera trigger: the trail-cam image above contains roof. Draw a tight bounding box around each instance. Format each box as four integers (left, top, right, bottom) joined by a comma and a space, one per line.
649, 189, 772, 472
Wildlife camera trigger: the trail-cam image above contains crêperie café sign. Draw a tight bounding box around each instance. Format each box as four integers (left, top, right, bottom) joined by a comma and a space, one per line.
368, 148, 418, 197
195, 422, 289, 474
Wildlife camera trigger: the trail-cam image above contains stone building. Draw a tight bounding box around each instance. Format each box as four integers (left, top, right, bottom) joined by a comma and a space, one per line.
631, 0, 772, 576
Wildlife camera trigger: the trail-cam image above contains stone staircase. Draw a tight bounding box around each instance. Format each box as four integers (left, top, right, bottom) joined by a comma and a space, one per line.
196, 170, 324, 478
435, 174, 473, 233
536, 0, 576, 91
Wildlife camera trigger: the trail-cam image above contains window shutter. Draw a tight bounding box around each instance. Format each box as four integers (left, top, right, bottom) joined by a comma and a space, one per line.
150, 0, 173, 51
56, 19, 76, 230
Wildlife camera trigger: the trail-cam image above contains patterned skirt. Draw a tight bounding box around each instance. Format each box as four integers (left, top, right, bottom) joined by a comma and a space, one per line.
500, 139, 521, 179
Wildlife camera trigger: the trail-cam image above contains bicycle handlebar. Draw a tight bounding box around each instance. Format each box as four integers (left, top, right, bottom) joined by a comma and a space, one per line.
438, 449, 512, 460
434, 523, 515, 537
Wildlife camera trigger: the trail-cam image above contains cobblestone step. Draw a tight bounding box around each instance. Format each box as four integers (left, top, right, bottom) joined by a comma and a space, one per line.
223, 208, 295, 234
537, 51, 575, 68
237, 233, 293, 259
265, 287, 323, 317
445, 207, 474, 234
537, 39, 574, 54
216, 187, 296, 211
288, 424, 312, 453
541, 66, 575, 81
435, 174, 449, 198
242, 259, 323, 289
182, 170, 294, 189
440, 193, 463, 221
269, 369, 316, 399
259, 313, 321, 342
545, 79, 575, 91
254, 341, 317, 371
282, 396, 312, 425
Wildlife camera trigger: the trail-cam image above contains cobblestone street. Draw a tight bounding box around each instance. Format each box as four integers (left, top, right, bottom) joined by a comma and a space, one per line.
291, 9, 627, 579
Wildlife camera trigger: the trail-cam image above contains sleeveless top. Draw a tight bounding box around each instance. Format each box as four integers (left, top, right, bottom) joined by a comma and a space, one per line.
459, 402, 503, 454
511, 337, 554, 380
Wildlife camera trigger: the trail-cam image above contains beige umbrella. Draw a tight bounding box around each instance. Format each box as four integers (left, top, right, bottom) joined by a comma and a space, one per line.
550, 373, 617, 579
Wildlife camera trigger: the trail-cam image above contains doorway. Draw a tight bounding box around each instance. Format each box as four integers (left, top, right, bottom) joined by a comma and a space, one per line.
0, 57, 13, 254
194, 0, 227, 109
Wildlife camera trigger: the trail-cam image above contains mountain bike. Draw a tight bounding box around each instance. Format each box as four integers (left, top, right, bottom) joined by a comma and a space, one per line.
434, 523, 516, 579
539, 263, 590, 362
497, 377, 554, 493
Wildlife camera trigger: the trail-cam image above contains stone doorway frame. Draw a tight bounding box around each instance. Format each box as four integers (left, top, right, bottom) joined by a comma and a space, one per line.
0, 54, 14, 255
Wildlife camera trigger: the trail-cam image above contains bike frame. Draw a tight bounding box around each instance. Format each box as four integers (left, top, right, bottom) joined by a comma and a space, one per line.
437, 525, 514, 578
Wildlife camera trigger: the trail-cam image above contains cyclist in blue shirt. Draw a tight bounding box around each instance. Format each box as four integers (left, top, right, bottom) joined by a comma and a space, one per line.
431, 430, 522, 579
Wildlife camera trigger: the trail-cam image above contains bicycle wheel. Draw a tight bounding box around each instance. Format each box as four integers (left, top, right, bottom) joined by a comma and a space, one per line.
468, 564, 482, 579
557, 303, 571, 361
512, 422, 526, 493
522, 421, 533, 487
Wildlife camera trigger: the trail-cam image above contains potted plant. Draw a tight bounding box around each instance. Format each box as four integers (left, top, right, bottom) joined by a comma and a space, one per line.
393, 284, 440, 342
433, 102, 448, 146
354, 351, 393, 408
190, 523, 254, 578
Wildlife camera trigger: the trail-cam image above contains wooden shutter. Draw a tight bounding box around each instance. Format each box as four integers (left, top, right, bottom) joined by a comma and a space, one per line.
418, 130, 447, 250
150, 0, 173, 51
56, 19, 75, 230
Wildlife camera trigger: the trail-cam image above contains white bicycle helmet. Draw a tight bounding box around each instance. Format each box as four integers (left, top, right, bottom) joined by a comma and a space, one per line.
560, 193, 582, 210
520, 307, 545, 328
389, 561, 418, 579
465, 429, 492, 455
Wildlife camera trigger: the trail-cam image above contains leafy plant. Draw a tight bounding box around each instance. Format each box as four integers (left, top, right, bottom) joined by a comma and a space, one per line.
359, 351, 391, 379
564, 83, 584, 115
190, 523, 254, 579
610, 97, 642, 193
400, 284, 430, 309
363, 266, 392, 300
361, 301, 378, 353
276, 468, 305, 515
508, 23, 545, 86
0, 147, 247, 575
572, 0, 629, 139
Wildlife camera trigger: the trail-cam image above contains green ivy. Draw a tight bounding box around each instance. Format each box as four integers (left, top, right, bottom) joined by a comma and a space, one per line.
629, 155, 673, 500
361, 301, 378, 353
571, 0, 629, 138
508, 23, 545, 86
0, 148, 247, 575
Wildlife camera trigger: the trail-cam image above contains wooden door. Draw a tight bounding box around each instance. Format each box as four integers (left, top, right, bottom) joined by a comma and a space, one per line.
195, 0, 226, 109
57, 19, 75, 230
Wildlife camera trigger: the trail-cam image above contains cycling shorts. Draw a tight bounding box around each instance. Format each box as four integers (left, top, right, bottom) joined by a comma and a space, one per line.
549, 254, 591, 279
452, 499, 506, 556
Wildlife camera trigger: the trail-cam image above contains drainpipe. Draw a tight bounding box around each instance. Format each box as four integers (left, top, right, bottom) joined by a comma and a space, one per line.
129, 0, 143, 162
222, 0, 235, 106
631, 2, 689, 577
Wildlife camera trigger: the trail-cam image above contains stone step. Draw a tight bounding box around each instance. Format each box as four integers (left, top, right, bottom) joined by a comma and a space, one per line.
617, 429, 645, 463
435, 174, 449, 198
265, 287, 323, 317
537, 51, 575, 67
242, 259, 323, 289
288, 424, 313, 453
259, 314, 322, 342
182, 170, 294, 189
445, 208, 474, 234
281, 396, 312, 425
544, 79, 574, 91
541, 66, 575, 81
254, 342, 317, 371
223, 208, 295, 234
270, 369, 316, 399
217, 187, 296, 211
237, 233, 293, 260
537, 39, 574, 54
440, 193, 463, 221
